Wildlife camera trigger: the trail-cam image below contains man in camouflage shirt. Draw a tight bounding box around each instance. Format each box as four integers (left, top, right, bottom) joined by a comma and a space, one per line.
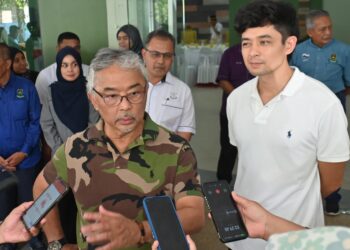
33, 49, 205, 250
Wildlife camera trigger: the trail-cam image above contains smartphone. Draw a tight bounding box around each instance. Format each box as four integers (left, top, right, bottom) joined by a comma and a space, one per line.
202, 180, 248, 243
143, 196, 189, 250
22, 178, 68, 230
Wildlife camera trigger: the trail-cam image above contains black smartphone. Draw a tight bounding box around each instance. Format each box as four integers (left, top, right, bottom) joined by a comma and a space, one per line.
202, 180, 248, 243
143, 196, 189, 250
22, 178, 68, 230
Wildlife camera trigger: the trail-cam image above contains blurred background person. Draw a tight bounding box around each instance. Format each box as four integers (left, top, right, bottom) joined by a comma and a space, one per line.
25, 22, 43, 72
35, 32, 87, 104
117, 24, 144, 56
0, 42, 43, 250
8, 25, 23, 50
215, 43, 253, 184
208, 14, 223, 44
0, 26, 8, 44
290, 10, 350, 215
9, 46, 51, 183
40, 47, 99, 246
40, 46, 99, 155
9, 47, 38, 83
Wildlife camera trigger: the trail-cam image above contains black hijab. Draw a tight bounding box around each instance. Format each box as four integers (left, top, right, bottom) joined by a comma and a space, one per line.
117, 24, 144, 56
9, 46, 38, 83
51, 46, 89, 134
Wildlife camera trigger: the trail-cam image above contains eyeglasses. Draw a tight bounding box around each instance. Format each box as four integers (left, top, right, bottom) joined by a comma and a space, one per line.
92, 87, 145, 106
144, 48, 175, 60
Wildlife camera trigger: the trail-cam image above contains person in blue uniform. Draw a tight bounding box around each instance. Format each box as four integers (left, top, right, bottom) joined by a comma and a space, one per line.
0, 43, 43, 250
290, 9, 350, 215
291, 9, 350, 111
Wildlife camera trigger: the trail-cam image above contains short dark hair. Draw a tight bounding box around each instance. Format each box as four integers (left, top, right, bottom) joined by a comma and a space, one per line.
306, 9, 330, 29
234, 0, 299, 42
57, 32, 80, 45
0, 42, 11, 61
144, 29, 175, 51
209, 15, 217, 20
9, 25, 19, 36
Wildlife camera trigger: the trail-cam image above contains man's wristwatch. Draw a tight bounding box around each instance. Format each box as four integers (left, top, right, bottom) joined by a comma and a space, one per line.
47, 238, 67, 250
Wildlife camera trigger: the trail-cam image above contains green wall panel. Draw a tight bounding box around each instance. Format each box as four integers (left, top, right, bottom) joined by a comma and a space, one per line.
38, 0, 108, 66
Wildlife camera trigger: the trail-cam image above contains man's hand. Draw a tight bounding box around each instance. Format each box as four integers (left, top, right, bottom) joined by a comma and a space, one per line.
0, 156, 10, 170
6, 152, 27, 169
231, 192, 268, 239
0, 202, 46, 244
81, 205, 140, 250
152, 235, 197, 250
231, 192, 304, 240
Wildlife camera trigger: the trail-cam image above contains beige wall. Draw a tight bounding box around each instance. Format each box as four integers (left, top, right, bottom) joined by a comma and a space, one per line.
324, 0, 350, 44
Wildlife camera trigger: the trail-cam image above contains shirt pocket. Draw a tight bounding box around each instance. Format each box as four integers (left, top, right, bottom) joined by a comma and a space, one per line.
160, 98, 184, 130
10, 99, 28, 121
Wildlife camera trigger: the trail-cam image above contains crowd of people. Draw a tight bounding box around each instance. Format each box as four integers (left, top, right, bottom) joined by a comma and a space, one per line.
0, 0, 350, 250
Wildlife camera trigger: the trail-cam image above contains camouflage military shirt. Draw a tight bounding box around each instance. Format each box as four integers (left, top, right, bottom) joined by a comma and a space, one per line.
43, 114, 202, 250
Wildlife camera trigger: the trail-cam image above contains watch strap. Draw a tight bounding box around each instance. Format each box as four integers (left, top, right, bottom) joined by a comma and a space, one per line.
58, 238, 67, 246
135, 220, 145, 247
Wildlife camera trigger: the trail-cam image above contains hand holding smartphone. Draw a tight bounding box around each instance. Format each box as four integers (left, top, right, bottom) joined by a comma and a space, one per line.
21, 178, 68, 230
143, 196, 189, 250
202, 180, 248, 243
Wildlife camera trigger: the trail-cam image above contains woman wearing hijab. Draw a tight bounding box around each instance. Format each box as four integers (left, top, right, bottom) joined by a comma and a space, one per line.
116, 24, 143, 56
9, 47, 38, 83
40, 46, 99, 155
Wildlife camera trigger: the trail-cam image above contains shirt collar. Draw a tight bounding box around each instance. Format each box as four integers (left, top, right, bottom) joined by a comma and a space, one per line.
308, 38, 334, 49
161, 73, 167, 83
250, 67, 304, 100
0, 72, 14, 89
149, 72, 175, 86
280, 67, 304, 97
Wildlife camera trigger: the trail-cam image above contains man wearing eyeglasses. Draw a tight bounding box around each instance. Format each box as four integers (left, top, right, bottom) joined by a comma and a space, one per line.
142, 30, 196, 141
33, 48, 205, 250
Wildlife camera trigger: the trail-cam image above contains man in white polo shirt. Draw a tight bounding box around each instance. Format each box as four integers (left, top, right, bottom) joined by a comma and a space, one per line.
227, 1, 350, 250
35, 32, 89, 103
142, 30, 195, 141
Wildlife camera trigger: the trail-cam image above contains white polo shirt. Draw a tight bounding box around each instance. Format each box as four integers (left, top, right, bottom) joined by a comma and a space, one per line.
210, 22, 223, 44
146, 72, 196, 134
35, 62, 89, 104
226, 67, 350, 250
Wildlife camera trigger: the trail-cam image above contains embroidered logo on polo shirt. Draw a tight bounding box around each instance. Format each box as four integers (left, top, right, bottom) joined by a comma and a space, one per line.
16, 89, 24, 98
170, 92, 177, 100
287, 130, 292, 138
329, 53, 337, 63
301, 53, 310, 62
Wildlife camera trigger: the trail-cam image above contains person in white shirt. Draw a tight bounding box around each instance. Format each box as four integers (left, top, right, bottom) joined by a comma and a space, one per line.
35, 32, 89, 245
208, 15, 223, 44
35, 32, 89, 104
142, 30, 195, 141
226, 1, 350, 250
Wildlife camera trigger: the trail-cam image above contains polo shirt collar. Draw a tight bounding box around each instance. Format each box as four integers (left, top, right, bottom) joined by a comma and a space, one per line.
280, 67, 304, 97
250, 67, 303, 101
308, 38, 334, 49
